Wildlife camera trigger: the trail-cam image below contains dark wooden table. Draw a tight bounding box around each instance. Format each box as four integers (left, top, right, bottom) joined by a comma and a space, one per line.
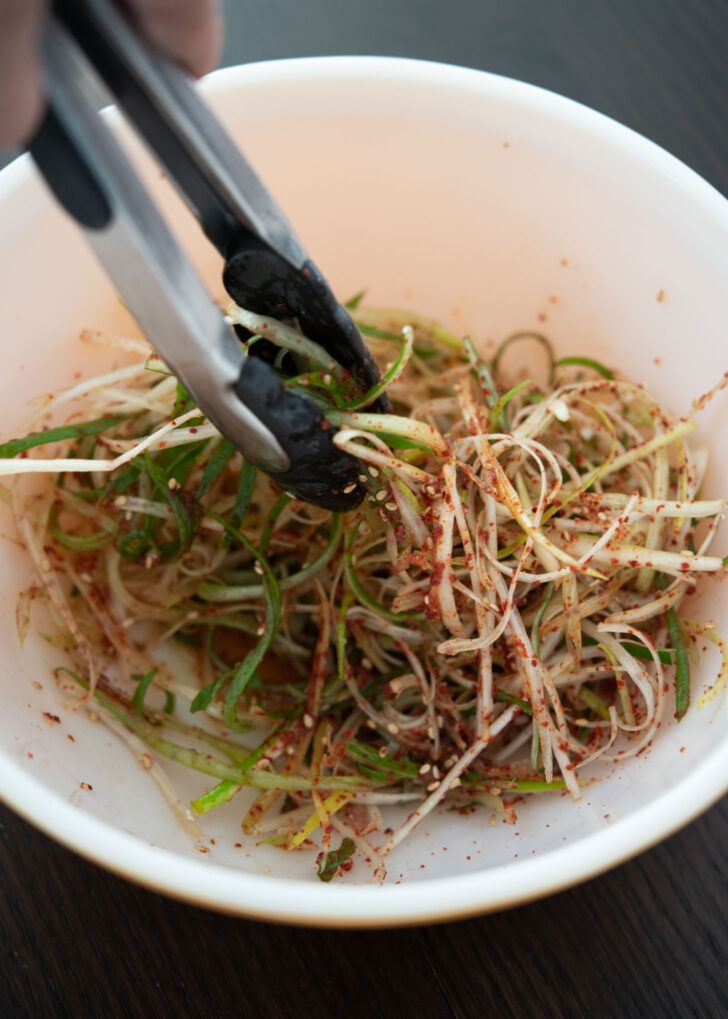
2, 2, 727, 1016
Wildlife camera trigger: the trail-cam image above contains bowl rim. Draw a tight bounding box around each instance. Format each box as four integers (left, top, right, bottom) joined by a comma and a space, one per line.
1, 55, 727, 927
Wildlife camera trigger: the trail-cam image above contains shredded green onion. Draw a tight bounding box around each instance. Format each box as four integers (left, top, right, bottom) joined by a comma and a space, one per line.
5, 301, 726, 883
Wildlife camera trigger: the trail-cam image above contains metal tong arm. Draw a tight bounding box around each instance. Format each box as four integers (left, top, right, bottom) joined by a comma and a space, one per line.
30, 15, 290, 474
53, 0, 306, 266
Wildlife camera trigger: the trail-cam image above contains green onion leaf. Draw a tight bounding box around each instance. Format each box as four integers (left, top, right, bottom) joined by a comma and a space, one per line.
224, 459, 257, 546
667, 607, 691, 721
190, 668, 233, 713
143, 452, 198, 558
555, 355, 614, 380
495, 690, 533, 714
577, 684, 611, 721
197, 439, 236, 499
317, 837, 356, 882
173, 382, 194, 416
345, 289, 367, 310
490, 378, 533, 431
492, 331, 555, 385
132, 668, 160, 716
202, 509, 282, 730
0, 415, 122, 459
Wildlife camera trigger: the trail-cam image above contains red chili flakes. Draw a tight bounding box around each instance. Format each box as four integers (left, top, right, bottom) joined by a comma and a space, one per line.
657, 289, 665, 302
67, 734, 76, 743
80, 782, 92, 791
42, 712, 61, 725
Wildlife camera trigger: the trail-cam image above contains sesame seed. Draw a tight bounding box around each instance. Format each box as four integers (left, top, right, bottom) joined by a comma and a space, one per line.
551, 397, 570, 422
343, 482, 357, 494
253, 562, 264, 575
426, 781, 441, 792
302, 713, 314, 729
419, 763, 431, 775
375, 489, 388, 502
386, 722, 399, 735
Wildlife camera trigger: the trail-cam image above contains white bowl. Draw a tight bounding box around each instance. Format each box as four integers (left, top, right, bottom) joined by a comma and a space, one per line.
0, 57, 726, 927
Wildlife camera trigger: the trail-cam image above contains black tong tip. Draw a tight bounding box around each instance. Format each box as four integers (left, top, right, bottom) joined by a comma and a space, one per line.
235, 357, 366, 512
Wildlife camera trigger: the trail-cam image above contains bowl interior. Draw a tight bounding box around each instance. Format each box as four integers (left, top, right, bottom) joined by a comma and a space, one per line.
0, 58, 726, 924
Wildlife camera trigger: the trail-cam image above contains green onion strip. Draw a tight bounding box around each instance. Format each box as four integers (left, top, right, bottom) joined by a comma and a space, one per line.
4, 304, 726, 883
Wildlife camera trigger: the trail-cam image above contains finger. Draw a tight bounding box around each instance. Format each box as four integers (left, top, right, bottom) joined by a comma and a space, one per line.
0, 0, 48, 148
126, 0, 222, 78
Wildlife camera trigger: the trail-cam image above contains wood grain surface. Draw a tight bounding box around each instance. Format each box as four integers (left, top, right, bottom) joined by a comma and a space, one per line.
1, 2, 727, 1016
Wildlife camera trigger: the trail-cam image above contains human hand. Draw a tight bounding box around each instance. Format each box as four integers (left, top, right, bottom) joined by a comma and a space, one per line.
0, 0, 222, 148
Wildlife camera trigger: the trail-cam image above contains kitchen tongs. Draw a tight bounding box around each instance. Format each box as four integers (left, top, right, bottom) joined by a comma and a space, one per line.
29, 0, 385, 511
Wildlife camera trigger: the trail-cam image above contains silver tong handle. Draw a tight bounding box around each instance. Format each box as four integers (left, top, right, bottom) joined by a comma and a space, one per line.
52, 0, 307, 266
30, 16, 291, 474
